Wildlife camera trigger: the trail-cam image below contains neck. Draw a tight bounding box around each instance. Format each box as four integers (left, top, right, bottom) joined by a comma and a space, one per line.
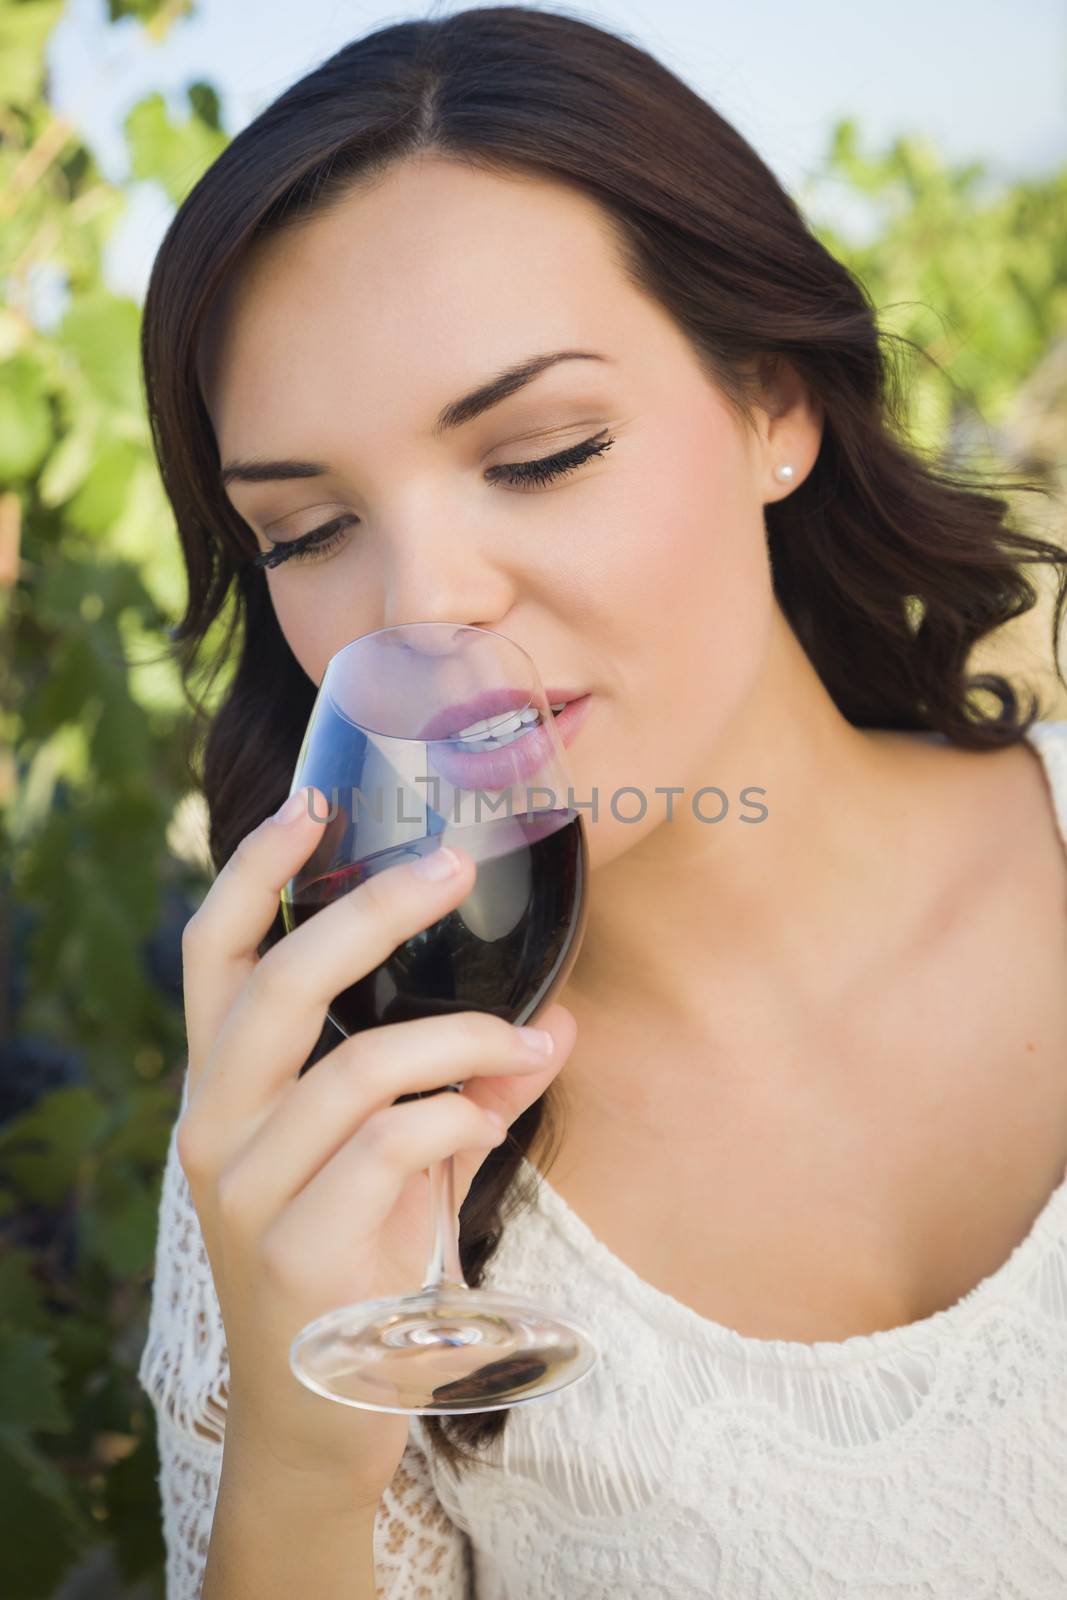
563, 613, 940, 1043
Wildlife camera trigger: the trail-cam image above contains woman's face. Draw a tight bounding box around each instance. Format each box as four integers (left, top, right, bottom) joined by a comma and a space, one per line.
200, 154, 821, 868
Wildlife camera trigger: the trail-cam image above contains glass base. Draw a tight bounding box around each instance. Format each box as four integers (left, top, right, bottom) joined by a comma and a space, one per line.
289, 1284, 599, 1415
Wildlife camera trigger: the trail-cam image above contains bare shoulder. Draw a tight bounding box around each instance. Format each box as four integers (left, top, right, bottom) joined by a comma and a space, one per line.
871, 723, 1067, 912
952, 727, 1067, 904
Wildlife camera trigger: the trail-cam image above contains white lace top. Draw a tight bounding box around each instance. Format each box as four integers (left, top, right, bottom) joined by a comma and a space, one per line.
139, 718, 1067, 1599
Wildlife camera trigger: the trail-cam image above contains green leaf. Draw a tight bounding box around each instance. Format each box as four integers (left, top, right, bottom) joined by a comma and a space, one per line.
70, 885, 147, 1025
0, 353, 53, 481
108, 0, 194, 25
0, 1432, 86, 1599
48, 1312, 111, 1393
105, 1429, 167, 1582
0, 2, 66, 104
0, 1250, 50, 1335
0, 1087, 109, 1206
124, 90, 228, 206
187, 80, 223, 132
120, 606, 188, 716
101, 1085, 175, 1166
67, 439, 148, 539
87, 648, 155, 778
56, 292, 143, 416
34, 553, 153, 630
82, 1173, 161, 1277
25, 631, 98, 734
38, 420, 98, 508
83, 791, 170, 933
0, 1328, 69, 1433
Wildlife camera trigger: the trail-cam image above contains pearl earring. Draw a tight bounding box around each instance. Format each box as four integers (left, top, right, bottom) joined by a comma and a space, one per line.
773, 463, 796, 484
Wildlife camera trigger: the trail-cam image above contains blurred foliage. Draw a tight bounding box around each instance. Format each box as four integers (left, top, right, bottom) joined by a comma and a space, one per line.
803, 120, 1067, 460
0, 3, 1064, 1594
107, 0, 195, 36
1, 2, 226, 1595
802, 122, 1067, 710
802, 122, 1067, 711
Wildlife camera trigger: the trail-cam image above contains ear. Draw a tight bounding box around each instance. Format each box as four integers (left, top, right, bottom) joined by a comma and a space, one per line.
748, 357, 824, 506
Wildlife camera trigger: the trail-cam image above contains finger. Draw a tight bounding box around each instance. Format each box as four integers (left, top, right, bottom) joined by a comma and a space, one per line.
207, 1008, 567, 1227
193, 841, 477, 1117
182, 786, 331, 1088
460, 1002, 575, 1125
257, 1089, 507, 1269
441, 1001, 575, 1211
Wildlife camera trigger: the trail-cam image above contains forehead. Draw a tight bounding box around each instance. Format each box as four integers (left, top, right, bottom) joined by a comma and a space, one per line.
199, 156, 633, 439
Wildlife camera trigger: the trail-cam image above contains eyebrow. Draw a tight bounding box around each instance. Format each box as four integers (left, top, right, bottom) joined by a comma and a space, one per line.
219, 349, 611, 487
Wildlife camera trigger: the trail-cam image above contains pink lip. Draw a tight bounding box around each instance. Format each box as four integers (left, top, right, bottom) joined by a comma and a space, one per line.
419, 691, 592, 793
418, 687, 536, 743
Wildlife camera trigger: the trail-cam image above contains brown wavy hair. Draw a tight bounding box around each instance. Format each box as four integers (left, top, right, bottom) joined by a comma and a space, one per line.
140, 4, 1067, 1476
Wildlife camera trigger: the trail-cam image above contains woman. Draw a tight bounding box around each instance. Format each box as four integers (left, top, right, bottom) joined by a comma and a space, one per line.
136, 8, 1067, 1597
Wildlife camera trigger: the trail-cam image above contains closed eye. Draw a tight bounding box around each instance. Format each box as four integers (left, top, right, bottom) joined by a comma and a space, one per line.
250, 429, 616, 570
485, 427, 615, 489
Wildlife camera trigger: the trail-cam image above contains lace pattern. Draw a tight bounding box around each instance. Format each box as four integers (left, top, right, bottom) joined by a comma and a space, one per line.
138, 719, 1067, 1597
137, 1094, 472, 1598
432, 1150, 1067, 1597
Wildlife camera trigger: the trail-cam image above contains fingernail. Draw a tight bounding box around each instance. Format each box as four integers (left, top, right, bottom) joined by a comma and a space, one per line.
275, 789, 307, 825
515, 1026, 554, 1056
412, 846, 461, 881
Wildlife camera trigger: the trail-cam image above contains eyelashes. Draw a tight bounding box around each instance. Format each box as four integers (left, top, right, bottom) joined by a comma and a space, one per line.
485, 427, 615, 489
251, 514, 355, 570
250, 428, 616, 571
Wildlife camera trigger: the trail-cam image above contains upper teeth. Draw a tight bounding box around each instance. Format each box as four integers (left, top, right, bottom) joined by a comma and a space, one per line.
455, 711, 521, 741
452, 702, 568, 745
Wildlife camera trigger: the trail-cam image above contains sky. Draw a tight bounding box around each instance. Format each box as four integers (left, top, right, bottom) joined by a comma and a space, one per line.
41, 0, 1067, 309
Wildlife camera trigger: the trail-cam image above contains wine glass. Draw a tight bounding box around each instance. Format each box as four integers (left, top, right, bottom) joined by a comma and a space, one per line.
280, 622, 598, 1415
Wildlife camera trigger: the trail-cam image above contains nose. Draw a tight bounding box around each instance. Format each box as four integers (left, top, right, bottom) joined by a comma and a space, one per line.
379, 522, 515, 641
380, 623, 470, 657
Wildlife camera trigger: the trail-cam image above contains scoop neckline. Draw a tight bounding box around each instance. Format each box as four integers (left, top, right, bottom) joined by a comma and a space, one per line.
518, 718, 1067, 1369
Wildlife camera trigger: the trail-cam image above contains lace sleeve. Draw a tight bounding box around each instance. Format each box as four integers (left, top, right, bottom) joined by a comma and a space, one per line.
373, 1420, 474, 1598
137, 1077, 473, 1599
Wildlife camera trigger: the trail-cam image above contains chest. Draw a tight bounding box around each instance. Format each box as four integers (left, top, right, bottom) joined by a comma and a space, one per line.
545, 852, 1067, 1343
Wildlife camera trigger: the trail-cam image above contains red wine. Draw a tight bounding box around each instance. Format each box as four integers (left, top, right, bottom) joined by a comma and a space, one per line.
282, 809, 586, 1039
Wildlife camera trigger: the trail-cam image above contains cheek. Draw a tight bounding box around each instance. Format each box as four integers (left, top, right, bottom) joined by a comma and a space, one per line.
269, 586, 327, 684
599, 406, 772, 699
268, 572, 377, 687
564, 409, 775, 859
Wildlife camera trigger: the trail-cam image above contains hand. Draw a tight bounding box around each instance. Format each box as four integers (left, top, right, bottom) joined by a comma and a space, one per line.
177, 786, 575, 1511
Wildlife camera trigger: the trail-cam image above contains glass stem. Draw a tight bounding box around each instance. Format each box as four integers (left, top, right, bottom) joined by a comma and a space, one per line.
420, 1154, 467, 1294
